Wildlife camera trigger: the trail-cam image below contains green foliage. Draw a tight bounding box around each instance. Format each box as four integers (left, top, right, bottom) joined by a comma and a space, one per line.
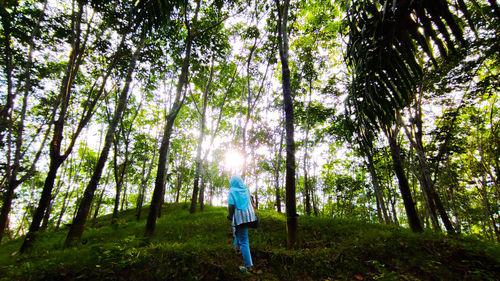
1, 204, 499, 280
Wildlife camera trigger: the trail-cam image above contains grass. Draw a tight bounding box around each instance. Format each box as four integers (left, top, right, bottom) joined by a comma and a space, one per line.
1, 203, 499, 280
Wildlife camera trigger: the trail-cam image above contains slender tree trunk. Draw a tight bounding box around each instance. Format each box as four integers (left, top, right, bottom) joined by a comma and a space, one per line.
112, 154, 124, 221
384, 125, 423, 232
275, 121, 284, 213
303, 86, 312, 216
175, 172, 183, 203
112, 103, 138, 219
199, 167, 206, 211
477, 175, 500, 241
121, 183, 128, 211
65, 31, 146, 246
15, 207, 29, 238
93, 187, 106, 224
145, 8, 197, 236
137, 145, 157, 220
276, 0, 298, 248
190, 61, 213, 213
56, 186, 74, 230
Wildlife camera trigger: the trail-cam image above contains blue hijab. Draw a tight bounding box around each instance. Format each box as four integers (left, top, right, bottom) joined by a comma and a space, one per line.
228, 175, 250, 210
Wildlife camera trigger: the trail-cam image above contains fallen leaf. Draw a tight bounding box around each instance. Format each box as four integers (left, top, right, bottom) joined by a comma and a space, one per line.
354, 274, 364, 280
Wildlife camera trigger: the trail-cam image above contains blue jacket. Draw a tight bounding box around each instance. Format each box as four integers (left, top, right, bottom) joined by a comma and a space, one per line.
227, 175, 258, 227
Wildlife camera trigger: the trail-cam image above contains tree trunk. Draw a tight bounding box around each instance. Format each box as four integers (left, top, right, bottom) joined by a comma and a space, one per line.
145, 13, 196, 236
274, 120, 284, 213
175, 172, 183, 203
65, 31, 146, 246
303, 87, 312, 216
21, 159, 63, 252
93, 187, 106, 224
41, 165, 67, 231
121, 183, 128, 211
384, 125, 423, 233
190, 61, 213, 213
198, 167, 206, 211
112, 152, 124, 221
276, 0, 298, 248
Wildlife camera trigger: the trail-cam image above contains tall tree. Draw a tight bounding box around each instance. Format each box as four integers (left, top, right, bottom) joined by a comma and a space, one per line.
145, 0, 200, 237
275, 0, 298, 248
190, 60, 215, 213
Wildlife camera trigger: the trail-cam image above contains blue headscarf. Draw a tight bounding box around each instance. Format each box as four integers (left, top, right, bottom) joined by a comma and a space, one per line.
228, 175, 250, 210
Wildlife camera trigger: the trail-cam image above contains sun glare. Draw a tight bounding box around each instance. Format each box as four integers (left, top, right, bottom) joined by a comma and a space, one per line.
223, 150, 246, 173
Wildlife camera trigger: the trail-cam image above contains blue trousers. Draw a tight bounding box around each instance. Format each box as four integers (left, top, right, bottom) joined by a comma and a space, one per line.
234, 226, 253, 268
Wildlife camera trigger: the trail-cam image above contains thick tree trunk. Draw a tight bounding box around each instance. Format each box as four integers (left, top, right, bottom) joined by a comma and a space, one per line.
65, 32, 145, 246
385, 126, 423, 233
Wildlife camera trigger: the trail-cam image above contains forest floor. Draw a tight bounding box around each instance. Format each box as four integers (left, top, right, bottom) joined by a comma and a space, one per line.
0, 203, 499, 280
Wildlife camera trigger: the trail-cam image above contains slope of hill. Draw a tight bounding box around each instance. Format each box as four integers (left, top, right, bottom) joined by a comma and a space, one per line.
1, 203, 499, 280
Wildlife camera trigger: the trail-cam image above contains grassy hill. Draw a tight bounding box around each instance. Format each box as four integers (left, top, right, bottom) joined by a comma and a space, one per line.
1, 203, 499, 280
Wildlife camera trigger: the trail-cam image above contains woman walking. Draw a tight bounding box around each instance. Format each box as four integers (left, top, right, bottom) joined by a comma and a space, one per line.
227, 174, 258, 273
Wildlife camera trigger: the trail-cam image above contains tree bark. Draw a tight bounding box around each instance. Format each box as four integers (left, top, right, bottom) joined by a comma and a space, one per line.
276, 0, 298, 248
